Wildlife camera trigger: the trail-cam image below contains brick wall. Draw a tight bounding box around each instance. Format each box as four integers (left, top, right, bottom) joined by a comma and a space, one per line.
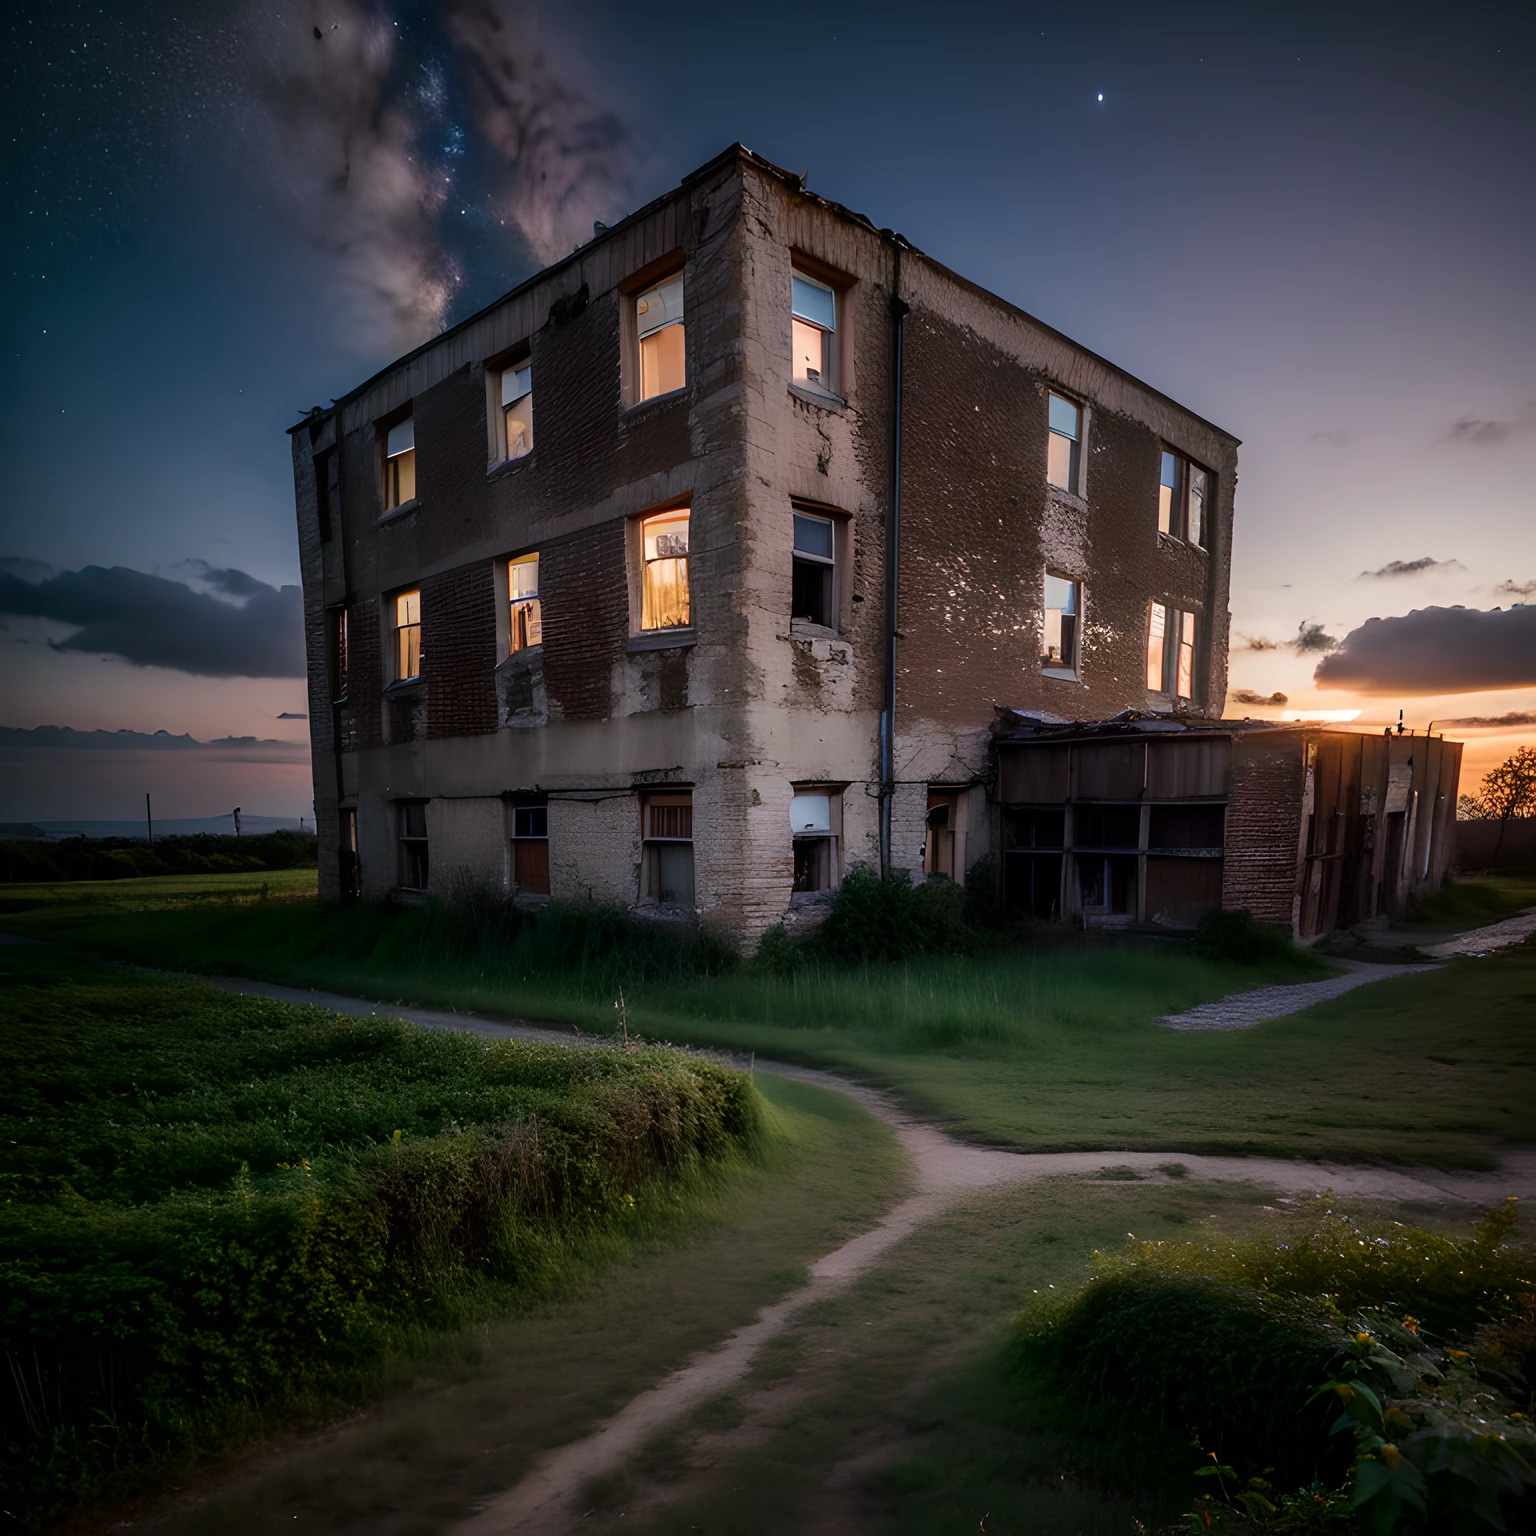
423, 563, 498, 739
540, 521, 630, 720
1224, 734, 1305, 923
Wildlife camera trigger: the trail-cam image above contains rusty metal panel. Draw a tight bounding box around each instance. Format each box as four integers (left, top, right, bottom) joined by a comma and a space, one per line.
1146, 737, 1230, 798
999, 745, 1070, 804
1072, 742, 1145, 800
1145, 856, 1224, 928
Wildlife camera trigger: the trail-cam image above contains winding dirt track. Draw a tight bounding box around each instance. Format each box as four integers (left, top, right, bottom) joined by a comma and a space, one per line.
196, 973, 1536, 1536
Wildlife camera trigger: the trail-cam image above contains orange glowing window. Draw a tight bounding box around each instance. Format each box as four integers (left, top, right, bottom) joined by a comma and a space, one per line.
395, 589, 421, 681
636, 274, 686, 401
791, 271, 837, 393
508, 554, 541, 653
640, 509, 691, 631
1047, 394, 1082, 492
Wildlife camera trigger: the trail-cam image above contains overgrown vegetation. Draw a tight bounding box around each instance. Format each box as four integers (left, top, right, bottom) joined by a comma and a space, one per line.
0, 945, 760, 1527
1011, 1200, 1536, 1532
1193, 907, 1307, 966
0, 828, 317, 883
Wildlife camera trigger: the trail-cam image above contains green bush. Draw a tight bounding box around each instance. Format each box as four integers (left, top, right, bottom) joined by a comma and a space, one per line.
810, 865, 978, 965
0, 947, 759, 1525
1193, 906, 1305, 966
0, 829, 318, 883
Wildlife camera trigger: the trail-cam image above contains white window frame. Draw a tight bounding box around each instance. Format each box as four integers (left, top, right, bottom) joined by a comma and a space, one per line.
499, 361, 533, 463
791, 508, 838, 630
634, 272, 686, 404
507, 553, 542, 654
1047, 392, 1083, 494
381, 413, 416, 511
790, 785, 842, 894
791, 270, 839, 397
1042, 573, 1081, 677
632, 507, 692, 634
641, 791, 695, 910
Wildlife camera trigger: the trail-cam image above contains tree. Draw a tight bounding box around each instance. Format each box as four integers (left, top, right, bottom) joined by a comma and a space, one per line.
1456, 792, 1487, 821
1474, 745, 1536, 859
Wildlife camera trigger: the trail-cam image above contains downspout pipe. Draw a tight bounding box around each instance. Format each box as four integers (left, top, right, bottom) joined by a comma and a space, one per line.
880, 238, 910, 877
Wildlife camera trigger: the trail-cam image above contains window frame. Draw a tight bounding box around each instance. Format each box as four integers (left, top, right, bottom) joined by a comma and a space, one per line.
790, 267, 839, 398
1041, 572, 1082, 677
1158, 447, 1211, 549
1146, 600, 1199, 701
396, 799, 429, 892
630, 506, 693, 638
1046, 392, 1084, 495
506, 552, 542, 655
630, 267, 687, 406
509, 798, 550, 896
379, 410, 417, 513
640, 791, 695, 910
392, 588, 422, 684
790, 506, 839, 631
790, 784, 843, 895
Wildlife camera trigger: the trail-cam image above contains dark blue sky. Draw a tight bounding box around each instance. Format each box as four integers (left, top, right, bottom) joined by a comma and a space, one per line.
2, 0, 1533, 816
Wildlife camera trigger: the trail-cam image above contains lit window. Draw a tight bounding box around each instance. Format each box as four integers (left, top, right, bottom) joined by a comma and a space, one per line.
1147, 601, 1198, 700
1047, 393, 1082, 492
639, 509, 691, 631
642, 792, 694, 909
1158, 451, 1179, 535
508, 554, 542, 653
394, 590, 421, 682
1043, 574, 1080, 671
636, 274, 685, 401
1158, 449, 1209, 547
791, 271, 837, 393
397, 801, 428, 891
511, 803, 549, 895
791, 788, 840, 893
500, 363, 533, 461
1146, 601, 1167, 691
925, 791, 960, 880
383, 415, 416, 509
791, 509, 836, 627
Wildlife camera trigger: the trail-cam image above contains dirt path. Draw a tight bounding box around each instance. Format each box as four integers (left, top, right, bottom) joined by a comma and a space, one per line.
192, 974, 1536, 1536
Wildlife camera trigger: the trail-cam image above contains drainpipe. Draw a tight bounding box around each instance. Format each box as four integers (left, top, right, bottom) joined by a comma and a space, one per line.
879, 238, 909, 877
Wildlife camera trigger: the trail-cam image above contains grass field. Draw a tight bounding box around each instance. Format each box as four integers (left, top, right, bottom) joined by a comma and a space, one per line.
0, 942, 786, 1528
5, 873, 1535, 1167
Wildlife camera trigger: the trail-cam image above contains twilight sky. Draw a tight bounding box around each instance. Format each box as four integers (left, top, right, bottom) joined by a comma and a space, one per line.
2, 0, 1533, 820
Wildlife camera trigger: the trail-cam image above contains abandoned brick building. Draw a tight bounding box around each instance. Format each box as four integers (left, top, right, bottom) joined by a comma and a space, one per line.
292, 142, 1255, 944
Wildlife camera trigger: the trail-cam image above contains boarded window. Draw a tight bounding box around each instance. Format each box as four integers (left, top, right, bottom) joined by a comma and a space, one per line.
640, 509, 691, 631
1072, 743, 1144, 800
1047, 393, 1082, 492
1146, 737, 1230, 798
1072, 804, 1141, 851
511, 802, 549, 894
397, 801, 428, 890
636, 273, 686, 401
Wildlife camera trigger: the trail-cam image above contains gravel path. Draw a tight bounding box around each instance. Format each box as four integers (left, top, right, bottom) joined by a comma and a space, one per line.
1421, 909, 1536, 958
184, 973, 1536, 1536
1156, 958, 1438, 1031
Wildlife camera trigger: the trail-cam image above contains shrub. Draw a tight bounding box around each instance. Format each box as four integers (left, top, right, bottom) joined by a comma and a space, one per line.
810, 865, 977, 965
1192, 907, 1303, 966
0, 829, 318, 883
752, 923, 805, 978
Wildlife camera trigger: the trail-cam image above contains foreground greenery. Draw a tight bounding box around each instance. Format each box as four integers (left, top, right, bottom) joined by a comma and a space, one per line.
8, 874, 1534, 1167
0, 828, 318, 883
0, 945, 763, 1527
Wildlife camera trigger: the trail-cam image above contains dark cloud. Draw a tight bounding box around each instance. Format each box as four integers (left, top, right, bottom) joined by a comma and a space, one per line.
1492, 579, 1536, 599
276, 711, 308, 720
1440, 712, 1536, 729
1231, 689, 1289, 706
1293, 622, 1339, 654
1314, 606, 1536, 695
1240, 633, 1279, 651
0, 564, 304, 677
0, 726, 306, 755
1444, 403, 1536, 448
1357, 557, 1464, 580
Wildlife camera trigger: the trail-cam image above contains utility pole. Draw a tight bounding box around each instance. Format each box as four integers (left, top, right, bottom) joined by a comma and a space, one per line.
233, 806, 242, 837
146, 792, 153, 845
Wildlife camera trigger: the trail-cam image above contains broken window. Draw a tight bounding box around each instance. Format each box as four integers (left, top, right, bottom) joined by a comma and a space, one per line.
397, 801, 428, 891
924, 791, 961, 880
791, 271, 837, 393
511, 802, 550, 895
791, 788, 840, 893
636, 273, 686, 401
640, 508, 691, 631
1043, 574, 1080, 671
508, 553, 542, 652
1158, 449, 1209, 547
1146, 601, 1197, 699
1047, 393, 1082, 492
791, 509, 836, 628
642, 792, 694, 909
328, 607, 349, 703
383, 414, 416, 509
394, 589, 421, 682
500, 362, 533, 461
